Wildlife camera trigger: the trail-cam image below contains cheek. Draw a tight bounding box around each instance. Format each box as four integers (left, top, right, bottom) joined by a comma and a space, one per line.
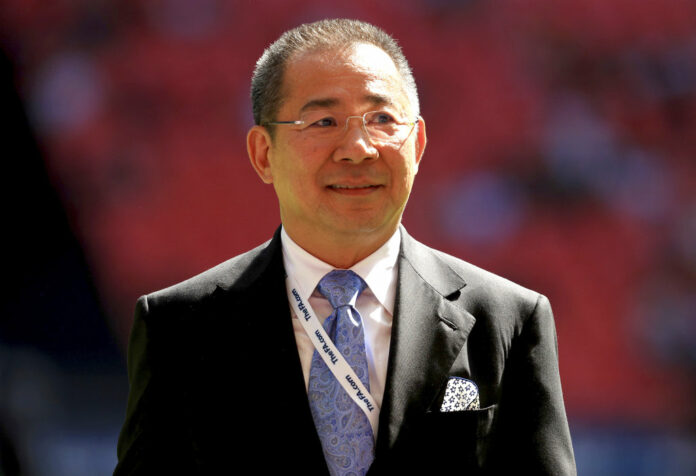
270, 161, 304, 202
295, 135, 327, 160
273, 155, 309, 185
274, 163, 325, 209
395, 153, 419, 181
282, 143, 326, 185
388, 167, 414, 202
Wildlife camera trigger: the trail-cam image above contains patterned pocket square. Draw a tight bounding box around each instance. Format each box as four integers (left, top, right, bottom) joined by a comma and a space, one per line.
440, 377, 480, 412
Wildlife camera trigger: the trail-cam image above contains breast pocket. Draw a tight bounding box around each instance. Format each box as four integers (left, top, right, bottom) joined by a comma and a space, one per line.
418, 404, 498, 473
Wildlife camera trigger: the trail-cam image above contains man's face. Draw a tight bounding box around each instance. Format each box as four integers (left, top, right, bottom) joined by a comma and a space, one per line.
249, 43, 426, 250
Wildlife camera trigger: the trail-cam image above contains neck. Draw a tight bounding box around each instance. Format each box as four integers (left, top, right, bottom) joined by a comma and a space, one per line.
283, 224, 398, 269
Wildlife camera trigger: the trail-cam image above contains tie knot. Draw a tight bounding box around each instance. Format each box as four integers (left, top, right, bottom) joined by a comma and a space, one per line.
317, 269, 367, 310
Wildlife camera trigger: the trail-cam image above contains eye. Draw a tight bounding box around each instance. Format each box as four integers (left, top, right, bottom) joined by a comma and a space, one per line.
367, 111, 397, 125
309, 116, 338, 128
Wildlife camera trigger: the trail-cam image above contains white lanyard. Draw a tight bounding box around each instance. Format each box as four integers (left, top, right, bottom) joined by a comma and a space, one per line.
285, 275, 379, 434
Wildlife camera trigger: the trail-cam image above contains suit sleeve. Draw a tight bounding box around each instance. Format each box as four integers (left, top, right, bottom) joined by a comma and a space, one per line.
114, 296, 193, 475
490, 294, 576, 475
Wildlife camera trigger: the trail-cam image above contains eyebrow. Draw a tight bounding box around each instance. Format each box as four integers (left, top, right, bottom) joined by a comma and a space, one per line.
299, 98, 339, 113
299, 94, 394, 113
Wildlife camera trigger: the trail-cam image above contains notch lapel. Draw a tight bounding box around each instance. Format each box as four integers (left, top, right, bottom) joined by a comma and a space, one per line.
376, 228, 476, 455
208, 228, 328, 474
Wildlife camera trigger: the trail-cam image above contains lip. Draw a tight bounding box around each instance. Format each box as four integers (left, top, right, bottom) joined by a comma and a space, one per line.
326, 184, 383, 195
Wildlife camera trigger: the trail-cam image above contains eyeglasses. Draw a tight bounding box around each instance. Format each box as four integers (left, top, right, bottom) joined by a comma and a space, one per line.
264, 110, 419, 146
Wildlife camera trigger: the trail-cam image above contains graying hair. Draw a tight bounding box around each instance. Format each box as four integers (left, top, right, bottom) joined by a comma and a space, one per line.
251, 19, 419, 129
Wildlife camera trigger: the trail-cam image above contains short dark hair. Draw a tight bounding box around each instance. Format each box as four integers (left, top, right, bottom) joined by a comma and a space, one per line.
250, 18, 419, 128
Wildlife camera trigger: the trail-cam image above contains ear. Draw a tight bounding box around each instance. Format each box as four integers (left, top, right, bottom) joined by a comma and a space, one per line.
247, 125, 274, 184
414, 116, 427, 168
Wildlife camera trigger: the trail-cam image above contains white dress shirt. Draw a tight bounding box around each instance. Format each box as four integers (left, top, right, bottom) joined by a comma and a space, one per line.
281, 227, 400, 435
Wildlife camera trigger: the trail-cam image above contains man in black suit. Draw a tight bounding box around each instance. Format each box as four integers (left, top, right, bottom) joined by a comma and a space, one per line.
114, 19, 576, 475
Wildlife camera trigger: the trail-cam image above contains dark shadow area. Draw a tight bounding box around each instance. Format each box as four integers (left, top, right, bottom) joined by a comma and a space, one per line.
1, 47, 127, 476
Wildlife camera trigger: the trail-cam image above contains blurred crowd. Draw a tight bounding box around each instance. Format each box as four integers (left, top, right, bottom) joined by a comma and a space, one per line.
1, 0, 695, 474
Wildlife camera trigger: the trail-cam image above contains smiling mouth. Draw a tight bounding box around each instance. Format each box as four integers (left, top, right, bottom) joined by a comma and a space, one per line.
328, 184, 381, 190
326, 184, 383, 195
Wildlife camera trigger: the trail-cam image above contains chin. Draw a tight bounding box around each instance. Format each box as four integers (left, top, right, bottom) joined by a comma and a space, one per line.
330, 217, 398, 236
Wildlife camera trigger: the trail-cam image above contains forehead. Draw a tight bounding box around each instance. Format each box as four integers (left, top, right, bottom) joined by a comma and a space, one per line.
280, 43, 411, 115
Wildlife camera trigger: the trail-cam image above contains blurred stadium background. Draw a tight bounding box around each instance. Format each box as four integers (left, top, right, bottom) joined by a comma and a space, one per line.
1, 0, 695, 474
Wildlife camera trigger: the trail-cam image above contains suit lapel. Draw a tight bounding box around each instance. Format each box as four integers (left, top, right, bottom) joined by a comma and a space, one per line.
376, 228, 476, 454
209, 228, 328, 474
211, 227, 475, 470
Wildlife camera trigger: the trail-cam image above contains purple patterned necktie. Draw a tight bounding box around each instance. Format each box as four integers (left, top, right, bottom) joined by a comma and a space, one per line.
308, 269, 374, 476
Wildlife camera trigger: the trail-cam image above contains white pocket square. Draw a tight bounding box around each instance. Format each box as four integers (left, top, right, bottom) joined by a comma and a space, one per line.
440, 377, 480, 412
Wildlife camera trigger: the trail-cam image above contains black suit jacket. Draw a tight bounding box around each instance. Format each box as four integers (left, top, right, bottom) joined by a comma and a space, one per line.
114, 227, 576, 475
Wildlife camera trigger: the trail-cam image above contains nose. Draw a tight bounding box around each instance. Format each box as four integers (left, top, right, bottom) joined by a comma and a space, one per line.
333, 115, 379, 163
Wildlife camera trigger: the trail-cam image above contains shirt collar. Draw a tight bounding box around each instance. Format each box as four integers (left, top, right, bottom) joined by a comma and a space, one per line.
281, 227, 401, 314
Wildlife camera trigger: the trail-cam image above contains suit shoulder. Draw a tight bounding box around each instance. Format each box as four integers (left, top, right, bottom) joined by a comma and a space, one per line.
143, 238, 274, 308
425, 245, 551, 334
439, 248, 537, 295
408, 236, 543, 310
